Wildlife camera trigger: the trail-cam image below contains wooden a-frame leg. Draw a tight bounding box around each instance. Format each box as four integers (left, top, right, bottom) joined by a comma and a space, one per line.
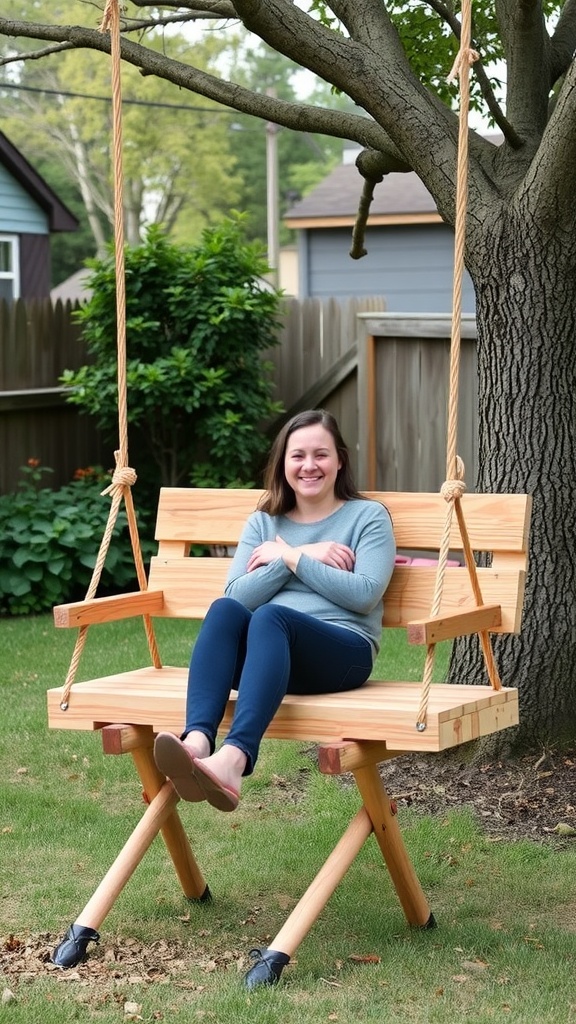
352, 761, 433, 928
51, 725, 209, 969
243, 807, 373, 989
318, 741, 433, 928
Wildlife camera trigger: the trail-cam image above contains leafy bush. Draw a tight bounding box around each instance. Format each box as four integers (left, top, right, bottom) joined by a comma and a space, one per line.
62, 216, 284, 491
0, 462, 153, 617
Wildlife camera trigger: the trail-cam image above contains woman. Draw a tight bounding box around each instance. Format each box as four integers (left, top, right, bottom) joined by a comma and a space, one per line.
154, 409, 395, 811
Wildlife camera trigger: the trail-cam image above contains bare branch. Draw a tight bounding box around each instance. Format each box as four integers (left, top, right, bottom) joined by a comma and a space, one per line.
328, 0, 405, 58
0, 41, 73, 65
0, 15, 408, 163
495, 0, 550, 139
122, 13, 236, 31
550, 0, 576, 82
129, 0, 236, 12
349, 148, 410, 259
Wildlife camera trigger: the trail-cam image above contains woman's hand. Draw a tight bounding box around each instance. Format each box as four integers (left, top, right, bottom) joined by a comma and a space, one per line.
246, 535, 355, 573
296, 541, 356, 571
246, 539, 290, 572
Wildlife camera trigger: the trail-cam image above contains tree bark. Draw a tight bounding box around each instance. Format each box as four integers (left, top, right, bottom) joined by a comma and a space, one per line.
451, 206, 576, 748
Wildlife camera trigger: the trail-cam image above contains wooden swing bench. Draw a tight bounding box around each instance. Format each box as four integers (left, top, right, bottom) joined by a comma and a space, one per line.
47, 486, 531, 986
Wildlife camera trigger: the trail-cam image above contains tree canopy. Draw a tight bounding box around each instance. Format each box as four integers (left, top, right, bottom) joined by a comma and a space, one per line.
1, 2, 575, 748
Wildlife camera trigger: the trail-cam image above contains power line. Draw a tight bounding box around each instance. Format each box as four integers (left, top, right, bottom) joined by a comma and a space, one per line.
0, 78, 245, 115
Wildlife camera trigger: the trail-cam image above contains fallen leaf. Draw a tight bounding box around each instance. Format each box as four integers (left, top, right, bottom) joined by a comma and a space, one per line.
552, 822, 576, 836
348, 954, 381, 964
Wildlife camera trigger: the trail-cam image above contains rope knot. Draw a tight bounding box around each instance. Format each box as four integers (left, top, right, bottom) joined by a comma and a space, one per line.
447, 46, 480, 84
101, 464, 137, 497
99, 0, 115, 33
441, 478, 467, 503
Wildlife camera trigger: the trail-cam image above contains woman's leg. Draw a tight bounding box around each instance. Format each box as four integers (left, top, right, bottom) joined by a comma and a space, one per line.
222, 603, 373, 775
183, 597, 252, 750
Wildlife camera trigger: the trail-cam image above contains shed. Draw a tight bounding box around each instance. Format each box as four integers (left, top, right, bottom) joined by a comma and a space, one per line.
284, 146, 475, 313
0, 131, 78, 300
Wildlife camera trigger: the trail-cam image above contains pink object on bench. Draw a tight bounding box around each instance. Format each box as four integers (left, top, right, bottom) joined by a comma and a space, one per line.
395, 555, 461, 567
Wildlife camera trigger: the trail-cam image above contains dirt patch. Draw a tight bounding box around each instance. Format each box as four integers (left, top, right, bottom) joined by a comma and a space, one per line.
0, 932, 247, 994
378, 745, 576, 845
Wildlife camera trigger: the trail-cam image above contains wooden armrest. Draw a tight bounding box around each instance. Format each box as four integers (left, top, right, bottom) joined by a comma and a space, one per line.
53, 590, 164, 628
407, 604, 502, 645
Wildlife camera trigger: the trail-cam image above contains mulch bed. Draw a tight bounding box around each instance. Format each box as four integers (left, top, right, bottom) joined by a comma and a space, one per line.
378, 745, 576, 844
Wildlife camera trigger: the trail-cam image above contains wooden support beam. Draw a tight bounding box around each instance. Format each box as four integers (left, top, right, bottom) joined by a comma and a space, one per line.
73, 782, 179, 931
318, 740, 402, 775
265, 808, 373, 958
132, 745, 208, 902
54, 590, 164, 628
101, 724, 154, 755
407, 604, 502, 645
353, 763, 431, 927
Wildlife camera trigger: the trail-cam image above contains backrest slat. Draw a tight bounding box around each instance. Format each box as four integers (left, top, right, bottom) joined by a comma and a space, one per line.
155, 488, 531, 555
147, 559, 526, 633
149, 486, 531, 637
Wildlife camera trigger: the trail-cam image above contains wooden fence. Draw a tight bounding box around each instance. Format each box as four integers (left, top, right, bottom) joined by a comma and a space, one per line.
0, 298, 105, 493
267, 304, 478, 493
0, 297, 478, 495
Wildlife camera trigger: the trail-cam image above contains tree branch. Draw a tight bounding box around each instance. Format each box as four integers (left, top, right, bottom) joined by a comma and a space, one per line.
0, 41, 73, 65
129, 0, 236, 13
495, 0, 550, 138
0, 15, 405, 161
515, 54, 576, 240
550, 0, 576, 83
424, 0, 522, 147
327, 0, 405, 59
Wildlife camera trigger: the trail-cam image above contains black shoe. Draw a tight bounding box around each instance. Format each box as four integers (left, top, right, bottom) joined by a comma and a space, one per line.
51, 924, 100, 967
243, 947, 290, 989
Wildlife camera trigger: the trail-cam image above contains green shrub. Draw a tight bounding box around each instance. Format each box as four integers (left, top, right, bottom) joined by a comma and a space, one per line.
0, 462, 153, 616
62, 216, 284, 491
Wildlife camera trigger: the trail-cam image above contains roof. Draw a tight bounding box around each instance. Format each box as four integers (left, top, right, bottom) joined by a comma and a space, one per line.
284, 160, 441, 228
0, 131, 79, 233
50, 268, 92, 303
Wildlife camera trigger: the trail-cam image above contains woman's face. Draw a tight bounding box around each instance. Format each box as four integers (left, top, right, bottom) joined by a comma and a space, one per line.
283, 423, 341, 506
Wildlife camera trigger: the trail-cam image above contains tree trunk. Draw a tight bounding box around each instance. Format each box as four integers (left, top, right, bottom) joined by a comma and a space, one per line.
451, 212, 576, 749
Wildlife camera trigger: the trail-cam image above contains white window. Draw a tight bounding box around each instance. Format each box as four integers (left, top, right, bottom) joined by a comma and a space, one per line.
0, 235, 20, 300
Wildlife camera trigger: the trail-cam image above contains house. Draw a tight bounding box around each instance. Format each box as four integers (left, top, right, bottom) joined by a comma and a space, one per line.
284, 144, 475, 313
0, 131, 78, 300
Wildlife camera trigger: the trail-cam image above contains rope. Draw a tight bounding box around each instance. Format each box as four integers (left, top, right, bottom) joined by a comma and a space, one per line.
416, 0, 500, 731
60, 0, 161, 712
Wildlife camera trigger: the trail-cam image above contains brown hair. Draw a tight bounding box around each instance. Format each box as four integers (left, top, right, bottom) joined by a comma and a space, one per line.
258, 409, 362, 516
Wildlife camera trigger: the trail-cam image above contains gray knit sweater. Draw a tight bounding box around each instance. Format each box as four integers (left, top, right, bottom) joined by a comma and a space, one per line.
224, 498, 395, 655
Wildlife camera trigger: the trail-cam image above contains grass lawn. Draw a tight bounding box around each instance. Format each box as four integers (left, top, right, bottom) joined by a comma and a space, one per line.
1, 614, 575, 1023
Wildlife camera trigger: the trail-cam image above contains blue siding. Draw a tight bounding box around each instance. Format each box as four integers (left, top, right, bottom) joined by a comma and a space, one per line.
0, 164, 49, 234
302, 223, 476, 313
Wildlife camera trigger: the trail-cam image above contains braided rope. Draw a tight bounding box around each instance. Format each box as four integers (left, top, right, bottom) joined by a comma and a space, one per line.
60, 0, 161, 711
416, 0, 499, 730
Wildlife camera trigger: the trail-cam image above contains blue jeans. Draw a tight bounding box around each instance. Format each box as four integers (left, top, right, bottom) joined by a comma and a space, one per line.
184, 597, 373, 775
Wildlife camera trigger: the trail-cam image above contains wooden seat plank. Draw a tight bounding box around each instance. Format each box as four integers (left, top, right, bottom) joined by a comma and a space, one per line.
47, 669, 518, 752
